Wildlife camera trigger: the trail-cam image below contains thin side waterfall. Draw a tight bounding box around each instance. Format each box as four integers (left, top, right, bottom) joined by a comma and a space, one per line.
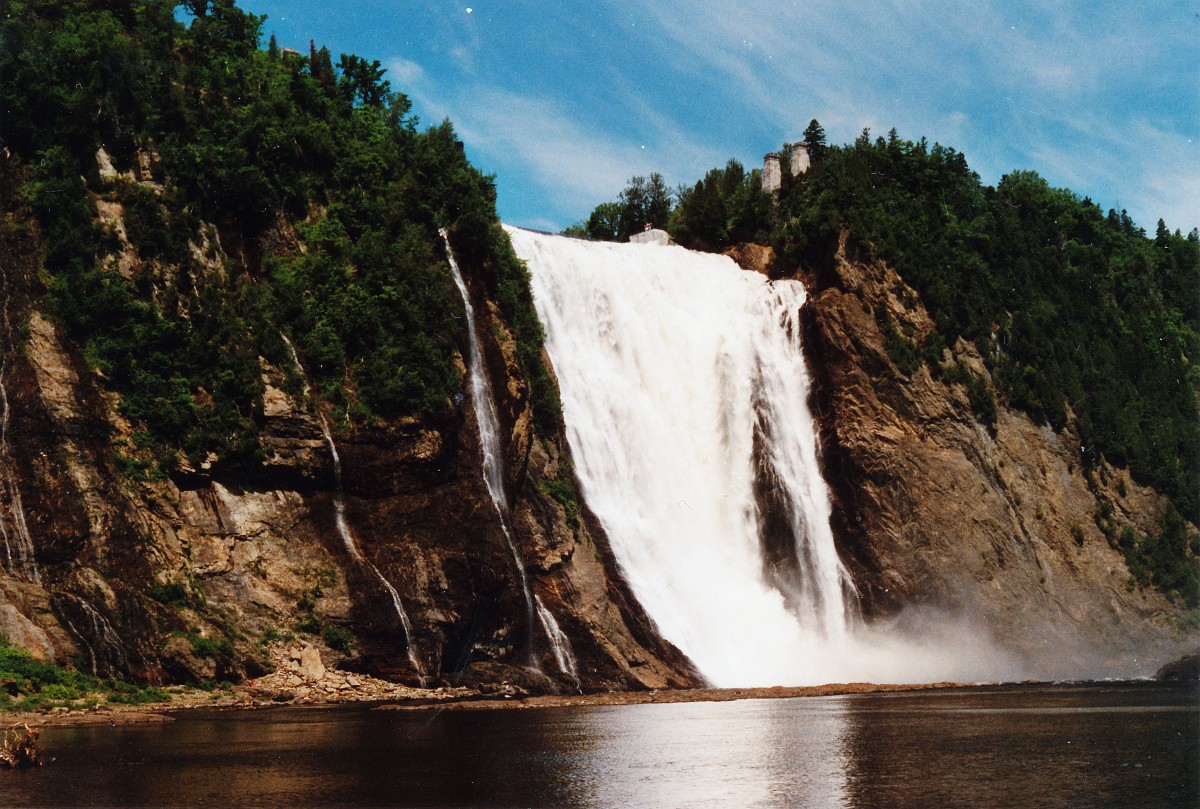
441, 230, 577, 678
535, 595, 579, 687
280, 334, 425, 683
509, 226, 868, 688
0, 267, 38, 583
61, 596, 129, 675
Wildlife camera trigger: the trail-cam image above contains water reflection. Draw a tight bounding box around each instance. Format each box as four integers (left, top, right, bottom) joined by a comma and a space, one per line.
554, 698, 850, 807
839, 684, 1200, 809
1, 684, 1193, 808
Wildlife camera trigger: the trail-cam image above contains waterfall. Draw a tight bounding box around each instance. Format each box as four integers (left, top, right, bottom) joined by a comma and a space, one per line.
280, 334, 425, 683
535, 595, 579, 687
60, 596, 129, 675
441, 230, 578, 679
0, 267, 38, 583
509, 226, 865, 688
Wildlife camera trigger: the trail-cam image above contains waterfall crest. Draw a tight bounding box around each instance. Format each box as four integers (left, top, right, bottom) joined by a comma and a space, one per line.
509, 227, 864, 688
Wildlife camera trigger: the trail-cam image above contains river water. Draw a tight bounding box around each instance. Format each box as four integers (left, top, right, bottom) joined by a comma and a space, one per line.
1, 682, 1194, 808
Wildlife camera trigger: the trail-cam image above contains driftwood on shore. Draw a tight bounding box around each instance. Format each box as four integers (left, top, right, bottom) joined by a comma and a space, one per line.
0, 722, 45, 768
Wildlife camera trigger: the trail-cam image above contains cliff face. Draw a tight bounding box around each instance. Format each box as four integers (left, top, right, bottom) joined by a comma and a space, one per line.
0, 150, 698, 693
764, 231, 1197, 676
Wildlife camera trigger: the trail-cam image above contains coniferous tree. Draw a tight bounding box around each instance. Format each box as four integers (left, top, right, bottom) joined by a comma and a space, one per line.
803, 118, 827, 161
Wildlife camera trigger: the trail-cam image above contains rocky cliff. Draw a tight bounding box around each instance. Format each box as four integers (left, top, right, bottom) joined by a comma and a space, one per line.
737, 232, 1198, 676
0, 149, 698, 693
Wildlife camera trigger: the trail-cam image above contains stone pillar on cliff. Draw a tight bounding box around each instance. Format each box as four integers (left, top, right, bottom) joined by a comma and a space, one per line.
762, 153, 782, 193
789, 142, 810, 176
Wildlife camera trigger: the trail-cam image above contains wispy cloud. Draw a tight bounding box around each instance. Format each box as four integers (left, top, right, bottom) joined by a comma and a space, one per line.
390, 55, 727, 228
386, 56, 424, 86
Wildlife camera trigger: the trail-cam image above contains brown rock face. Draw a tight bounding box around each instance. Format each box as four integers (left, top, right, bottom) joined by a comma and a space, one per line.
0, 151, 698, 694
772, 230, 1198, 677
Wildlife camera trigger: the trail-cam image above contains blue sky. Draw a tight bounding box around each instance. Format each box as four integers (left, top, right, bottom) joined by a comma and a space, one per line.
243, 1, 1198, 234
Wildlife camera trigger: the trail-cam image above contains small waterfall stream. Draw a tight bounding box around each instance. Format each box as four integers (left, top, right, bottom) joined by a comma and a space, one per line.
59, 595, 130, 676
535, 595, 579, 686
0, 267, 38, 583
280, 334, 425, 683
441, 230, 577, 679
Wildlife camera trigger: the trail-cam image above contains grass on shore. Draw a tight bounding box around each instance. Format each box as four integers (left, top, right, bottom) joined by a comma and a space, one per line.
0, 636, 170, 713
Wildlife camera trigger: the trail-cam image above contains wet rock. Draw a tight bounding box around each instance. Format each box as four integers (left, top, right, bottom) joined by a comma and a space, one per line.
1155, 650, 1200, 681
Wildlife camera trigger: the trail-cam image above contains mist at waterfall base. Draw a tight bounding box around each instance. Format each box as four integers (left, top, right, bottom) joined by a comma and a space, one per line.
508, 226, 1032, 688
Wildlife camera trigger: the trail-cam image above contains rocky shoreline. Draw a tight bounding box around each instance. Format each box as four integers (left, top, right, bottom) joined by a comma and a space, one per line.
8, 639, 1195, 729
2, 676, 988, 728
377, 680, 971, 712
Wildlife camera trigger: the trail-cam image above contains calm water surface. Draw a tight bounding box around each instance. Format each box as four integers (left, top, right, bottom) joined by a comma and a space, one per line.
1, 682, 1195, 808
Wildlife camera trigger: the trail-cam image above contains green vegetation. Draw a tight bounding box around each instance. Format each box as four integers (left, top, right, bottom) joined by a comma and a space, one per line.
183, 631, 234, 661
575, 118, 1199, 601
540, 463, 581, 532
570, 163, 771, 251
148, 582, 191, 606
0, 635, 169, 711
1094, 504, 1200, 607
564, 173, 673, 242
257, 627, 294, 649
321, 625, 354, 653
0, 0, 555, 477
295, 612, 322, 635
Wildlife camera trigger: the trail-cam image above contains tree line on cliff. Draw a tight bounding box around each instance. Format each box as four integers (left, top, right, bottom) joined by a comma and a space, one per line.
0, 0, 558, 476
574, 122, 1199, 606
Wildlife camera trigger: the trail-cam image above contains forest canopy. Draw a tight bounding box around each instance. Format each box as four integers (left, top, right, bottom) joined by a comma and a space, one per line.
0, 0, 555, 473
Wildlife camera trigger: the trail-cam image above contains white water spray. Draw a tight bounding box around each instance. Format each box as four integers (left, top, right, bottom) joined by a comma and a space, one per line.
441, 230, 578, 678
280, 334, 424, 683
511, 227, 929, 687
0, 267, 38, 583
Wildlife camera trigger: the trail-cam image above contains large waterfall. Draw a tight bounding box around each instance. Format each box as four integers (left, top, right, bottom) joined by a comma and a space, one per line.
509, 227, 911, 687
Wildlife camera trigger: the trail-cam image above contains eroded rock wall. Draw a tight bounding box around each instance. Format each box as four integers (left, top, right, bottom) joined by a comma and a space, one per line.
748, 231, 1198, 676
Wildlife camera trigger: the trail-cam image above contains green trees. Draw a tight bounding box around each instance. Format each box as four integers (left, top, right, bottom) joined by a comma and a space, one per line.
802, 119, 827, 162
573, 160, 771, 249
671, 159, 772, 249
618, 173, 673, 237
1, 0, 551, 473
581, 202, 622, 241
570, 173, 673, 241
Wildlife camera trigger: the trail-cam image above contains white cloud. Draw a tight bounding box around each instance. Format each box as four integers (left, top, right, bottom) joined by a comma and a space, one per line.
389, 55, 726, 228
386, 56, 425, 86
450, 87, 726, 216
